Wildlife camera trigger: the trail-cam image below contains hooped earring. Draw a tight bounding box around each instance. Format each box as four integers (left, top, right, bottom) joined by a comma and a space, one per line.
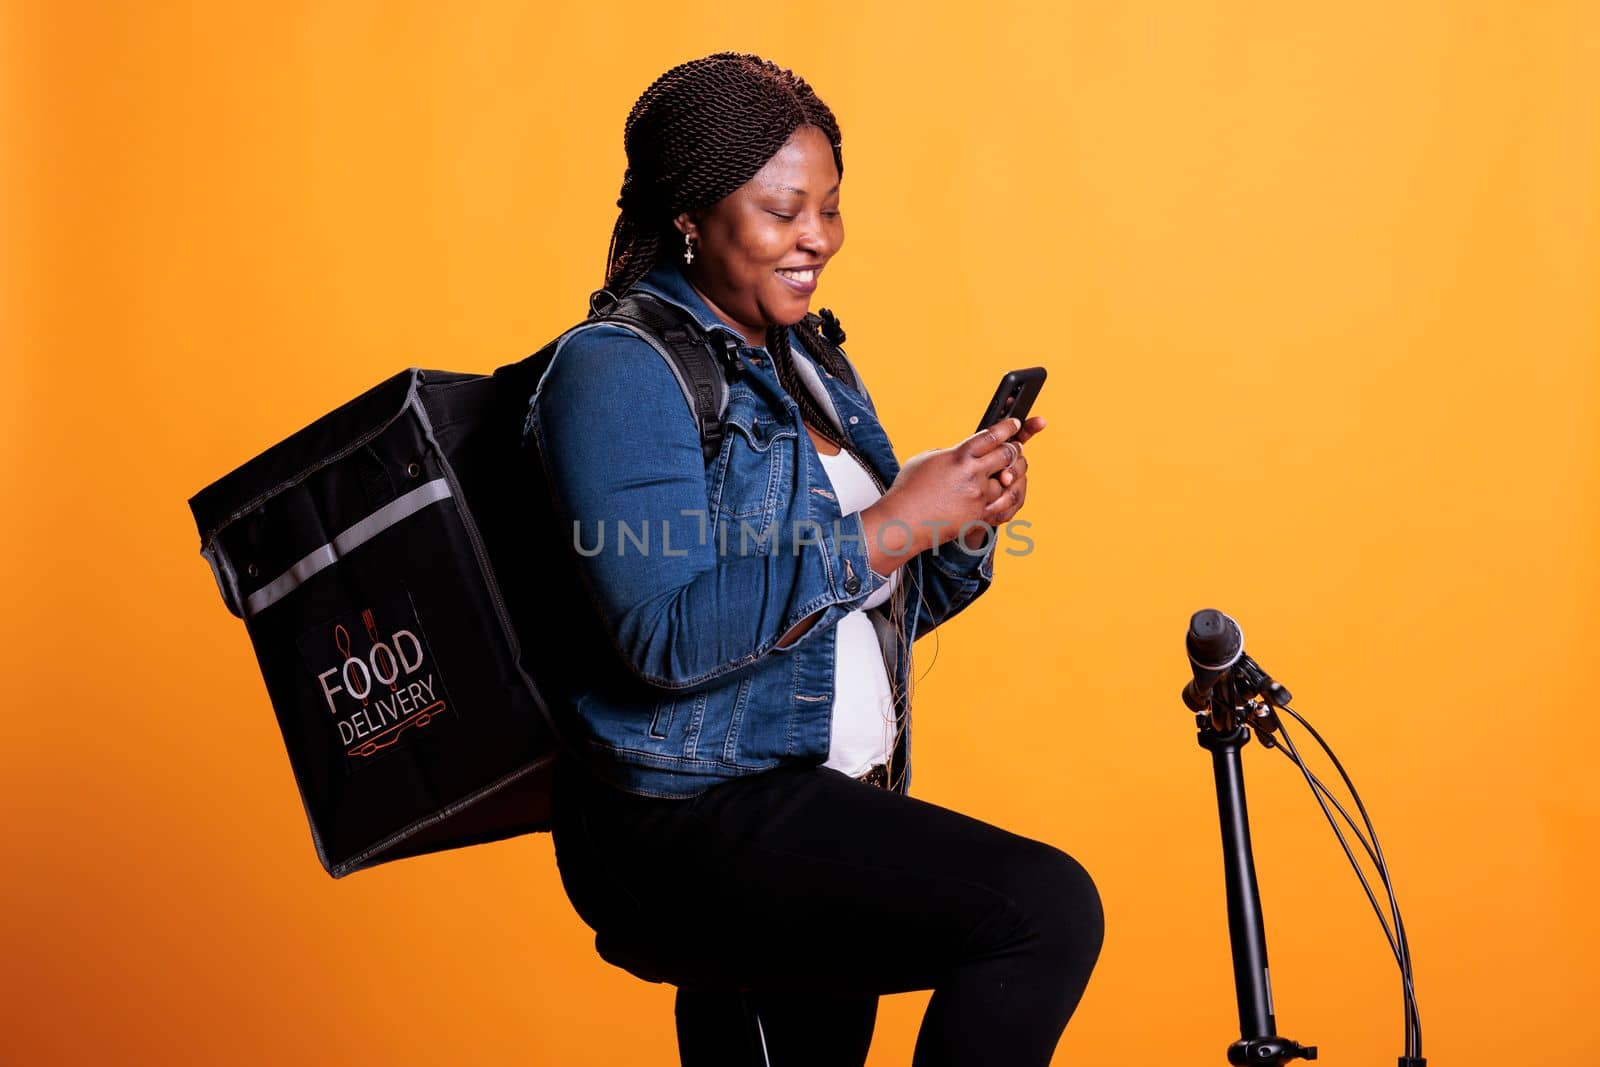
683, 233, 696, 265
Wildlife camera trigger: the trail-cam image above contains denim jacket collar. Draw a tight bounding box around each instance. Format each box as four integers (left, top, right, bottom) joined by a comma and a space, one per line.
630, 263, 754, 348
628, 262, 895, 484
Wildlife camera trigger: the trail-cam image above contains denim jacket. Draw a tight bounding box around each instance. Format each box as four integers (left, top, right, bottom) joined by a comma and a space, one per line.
525, 263, 997, 798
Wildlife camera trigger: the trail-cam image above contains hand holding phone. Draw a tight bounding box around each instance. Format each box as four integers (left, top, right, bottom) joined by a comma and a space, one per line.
863, 370, 1048, 560
964, 366, 1046, 545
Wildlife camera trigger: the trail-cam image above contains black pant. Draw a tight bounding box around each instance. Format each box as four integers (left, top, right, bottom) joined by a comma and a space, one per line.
550, 754, 1104, 1066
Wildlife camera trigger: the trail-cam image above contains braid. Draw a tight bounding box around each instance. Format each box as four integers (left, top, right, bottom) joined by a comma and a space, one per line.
786, 319, 854, 385
602, 216, 662, 300
768, 319, 867, 461
603, 52, 844, 295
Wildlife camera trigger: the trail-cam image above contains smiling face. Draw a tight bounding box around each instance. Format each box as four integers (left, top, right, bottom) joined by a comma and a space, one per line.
673, 124, 844, 348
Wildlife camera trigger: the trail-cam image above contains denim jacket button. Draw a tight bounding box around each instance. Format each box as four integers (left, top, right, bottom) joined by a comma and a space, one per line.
844, 574, 862, 595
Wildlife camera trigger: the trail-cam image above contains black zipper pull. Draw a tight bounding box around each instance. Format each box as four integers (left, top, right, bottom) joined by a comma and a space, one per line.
817, 307, 847, 345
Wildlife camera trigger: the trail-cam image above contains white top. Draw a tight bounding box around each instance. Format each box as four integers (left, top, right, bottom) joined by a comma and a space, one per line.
815, 445, 900, 778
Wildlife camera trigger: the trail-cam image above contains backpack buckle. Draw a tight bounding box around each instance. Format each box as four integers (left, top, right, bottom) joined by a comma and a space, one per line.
709, 330, 745, 380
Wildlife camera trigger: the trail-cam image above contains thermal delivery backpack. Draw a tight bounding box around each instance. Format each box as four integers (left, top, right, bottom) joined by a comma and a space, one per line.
187, 291, 847, 879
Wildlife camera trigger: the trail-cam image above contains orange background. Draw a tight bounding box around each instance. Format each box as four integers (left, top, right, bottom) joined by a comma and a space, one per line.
5, 2, 1597, 1064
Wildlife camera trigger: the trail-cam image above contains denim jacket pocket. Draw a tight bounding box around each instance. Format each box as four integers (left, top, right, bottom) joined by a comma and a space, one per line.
713, 400, 794, 513
593, 688, 715, 765
647, 697, 676, 739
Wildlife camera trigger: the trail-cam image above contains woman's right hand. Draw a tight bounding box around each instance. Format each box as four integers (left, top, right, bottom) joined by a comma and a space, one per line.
861, 417, 1024, 570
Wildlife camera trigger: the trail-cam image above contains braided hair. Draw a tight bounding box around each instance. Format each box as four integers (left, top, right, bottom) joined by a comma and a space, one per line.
603, 51, 854, 388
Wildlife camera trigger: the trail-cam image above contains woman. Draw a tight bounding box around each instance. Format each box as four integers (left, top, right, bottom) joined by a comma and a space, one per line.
528, 52, 1103, 1066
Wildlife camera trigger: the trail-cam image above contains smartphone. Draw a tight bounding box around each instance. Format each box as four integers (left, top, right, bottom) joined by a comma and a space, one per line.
976, 367, 1047, 434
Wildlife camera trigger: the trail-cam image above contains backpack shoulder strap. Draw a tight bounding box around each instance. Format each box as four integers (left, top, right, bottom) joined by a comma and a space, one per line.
590, 289, 744, 464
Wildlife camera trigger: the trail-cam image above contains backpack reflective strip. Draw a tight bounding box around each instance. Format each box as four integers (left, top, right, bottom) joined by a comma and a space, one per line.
243, 477, 453, 617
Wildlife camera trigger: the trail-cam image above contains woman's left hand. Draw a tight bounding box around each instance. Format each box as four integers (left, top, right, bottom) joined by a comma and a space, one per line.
962, 415, 1045, 549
